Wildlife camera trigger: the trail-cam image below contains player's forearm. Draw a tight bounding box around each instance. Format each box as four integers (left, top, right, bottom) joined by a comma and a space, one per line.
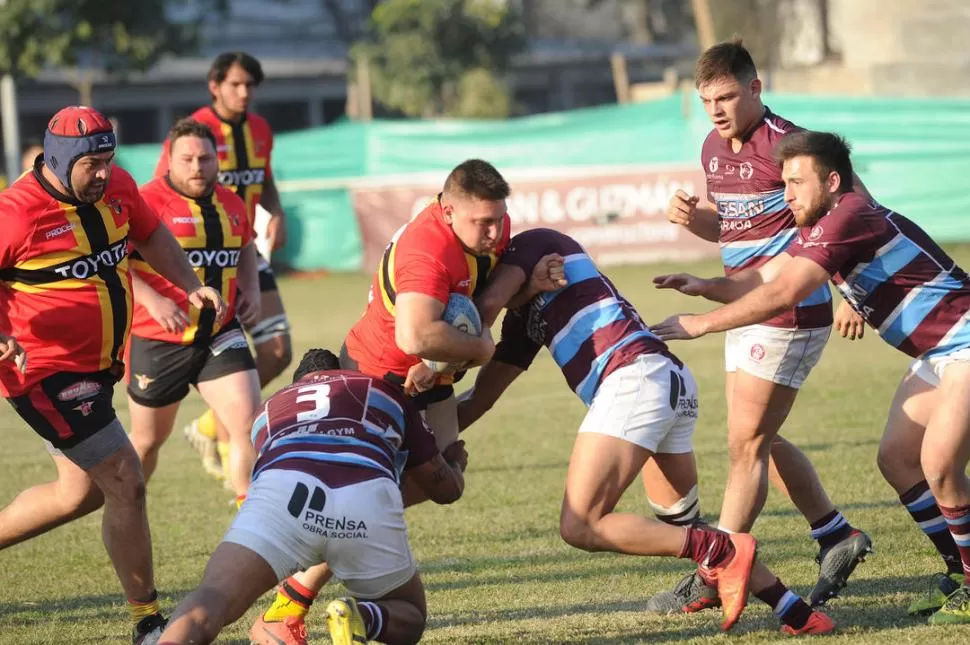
686, 206, 720, 243
699, 268, 765, 304
259, 176, 285, 218
133, 226, 203, 294
130, 272, 165, 305
698, 281, 794, 334
457, 361, 522, 431
397, 320, 493, 364
237, 243, 259, 300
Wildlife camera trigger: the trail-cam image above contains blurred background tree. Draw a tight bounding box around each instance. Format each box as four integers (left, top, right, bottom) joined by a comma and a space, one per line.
350, 0, 526, 119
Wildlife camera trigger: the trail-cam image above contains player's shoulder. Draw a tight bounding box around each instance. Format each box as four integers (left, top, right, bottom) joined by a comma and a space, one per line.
189, 106, 218, 125
0, 173, 49, 220
397, 205, 453, 256
762, 108, 800, 142
138, 177, 183, 216
214, 183, 246, 209
106, 165, 140, 196
701, 129, 721, 158
246, 112, 273, 138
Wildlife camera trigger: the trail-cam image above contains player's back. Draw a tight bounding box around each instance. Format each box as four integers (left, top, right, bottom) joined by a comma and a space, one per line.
702, 109, 831, 329
252, 370, 434, 488
501, 228, 676, 404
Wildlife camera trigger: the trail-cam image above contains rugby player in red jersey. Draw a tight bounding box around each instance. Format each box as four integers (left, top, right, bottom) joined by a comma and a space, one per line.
0, 106, 225, 644
156, 348, 467, 645
156, 52, 293, 483
128, 118, 262, 503
652, 38, 872, 613
249, 159, 511, 644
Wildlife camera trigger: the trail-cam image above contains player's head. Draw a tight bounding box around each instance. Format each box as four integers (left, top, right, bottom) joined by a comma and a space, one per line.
43, 106, 116, 203
776, 130, 855, 227
441, 159, 509, 255
694, 37, 763, 141
208, 52, 264, 116
166, 118, 220, 199
293, 348, 341, 382
21, 141, 43, 173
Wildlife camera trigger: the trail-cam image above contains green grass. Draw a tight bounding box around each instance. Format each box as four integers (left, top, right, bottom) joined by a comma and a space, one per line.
4, 250, 970, 644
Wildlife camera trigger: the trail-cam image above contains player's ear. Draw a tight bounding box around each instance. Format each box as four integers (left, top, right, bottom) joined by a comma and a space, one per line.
826, 169, 842, 195
441, 203, 454, 224
749, 77, 762, 100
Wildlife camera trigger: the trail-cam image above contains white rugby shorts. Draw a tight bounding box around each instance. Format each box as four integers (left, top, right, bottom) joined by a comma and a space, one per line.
724, 324, 831, 389
578, 353, 698, 454
223, 469, 416, 599
909, 346, 970, 387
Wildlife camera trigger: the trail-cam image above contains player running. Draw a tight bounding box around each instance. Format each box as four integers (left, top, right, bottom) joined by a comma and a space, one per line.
653, 129, 970, 625
155, 52, 293, 483
0, 106, 226, 643
127, 118, 262, 503
155, 348, 468, 645
458, 227, 835, 635
248, 159, 508, 644
652, 38, 871, 613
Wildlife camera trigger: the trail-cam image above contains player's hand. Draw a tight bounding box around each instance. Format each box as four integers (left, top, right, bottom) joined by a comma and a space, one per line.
653, 273, 708, 297
530, 253, 568, 292
835, 299, 865, 340
147, 295, 191, 334
236, 288, 261, 328
650, 314, 709, 341
187, 286, 228, 324
442, 439, 469, 472
667, 190, 700, 226
266, 213, 287, 252
404, 361, 437, 396
0, 333, 27, 373
471, 326, 496, 367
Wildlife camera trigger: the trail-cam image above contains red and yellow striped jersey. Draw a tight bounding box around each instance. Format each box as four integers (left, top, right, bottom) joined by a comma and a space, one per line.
130, 178, 253, 345
0, 163, 161, 397
155, 106, 273, 225
345, 198, 510, 380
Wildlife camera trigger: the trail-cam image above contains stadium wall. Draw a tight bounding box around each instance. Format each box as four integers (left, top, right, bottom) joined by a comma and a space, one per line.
118, 92, 970, 273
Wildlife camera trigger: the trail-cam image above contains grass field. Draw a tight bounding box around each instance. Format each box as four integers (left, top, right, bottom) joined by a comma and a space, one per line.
4, 250, 970, 644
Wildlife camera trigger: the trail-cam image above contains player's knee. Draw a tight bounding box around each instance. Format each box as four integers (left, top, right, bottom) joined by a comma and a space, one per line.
649, 484, 701, 527
257, 336, 292, 379
920, 453, 962, 492
726, 431, 769, 464
559, 512, 598, 551
100, 456, 148, 505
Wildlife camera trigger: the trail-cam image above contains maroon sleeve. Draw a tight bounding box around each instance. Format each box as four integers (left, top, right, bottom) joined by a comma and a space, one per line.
493, 307, 542, 370
788, 199, 872, 275
402, 401, 440, 470
499, 237, 549, 277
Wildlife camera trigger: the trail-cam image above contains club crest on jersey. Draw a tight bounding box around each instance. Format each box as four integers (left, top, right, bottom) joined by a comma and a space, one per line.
809, 225, 824, 240
708, 157, 718, 173
739, 162, 754, 180
73, 400, 95, 416
135, 374, 155, 390
107, 197, 123, 215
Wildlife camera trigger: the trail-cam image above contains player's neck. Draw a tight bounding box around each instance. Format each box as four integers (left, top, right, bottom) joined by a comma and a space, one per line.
729, 105, 767, 153
211, 103, 244, 124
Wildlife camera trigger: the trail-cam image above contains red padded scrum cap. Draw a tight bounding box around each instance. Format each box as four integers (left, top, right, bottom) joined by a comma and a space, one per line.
47, 106, 114, 137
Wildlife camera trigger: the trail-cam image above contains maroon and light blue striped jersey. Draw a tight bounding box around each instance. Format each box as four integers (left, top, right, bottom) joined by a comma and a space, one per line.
494, 228, 679, 405
789, 192, 970, 359
251, 370, 439, 488
702, 108, 832, 329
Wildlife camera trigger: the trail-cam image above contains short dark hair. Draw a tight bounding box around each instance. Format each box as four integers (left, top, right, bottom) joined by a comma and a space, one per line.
695, 37, 758, 88
443, 159, 510, 201
293, 348, 340, 382
167, 118, 217, 153
208, 52, 264, 86
775, 131, 855, 193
